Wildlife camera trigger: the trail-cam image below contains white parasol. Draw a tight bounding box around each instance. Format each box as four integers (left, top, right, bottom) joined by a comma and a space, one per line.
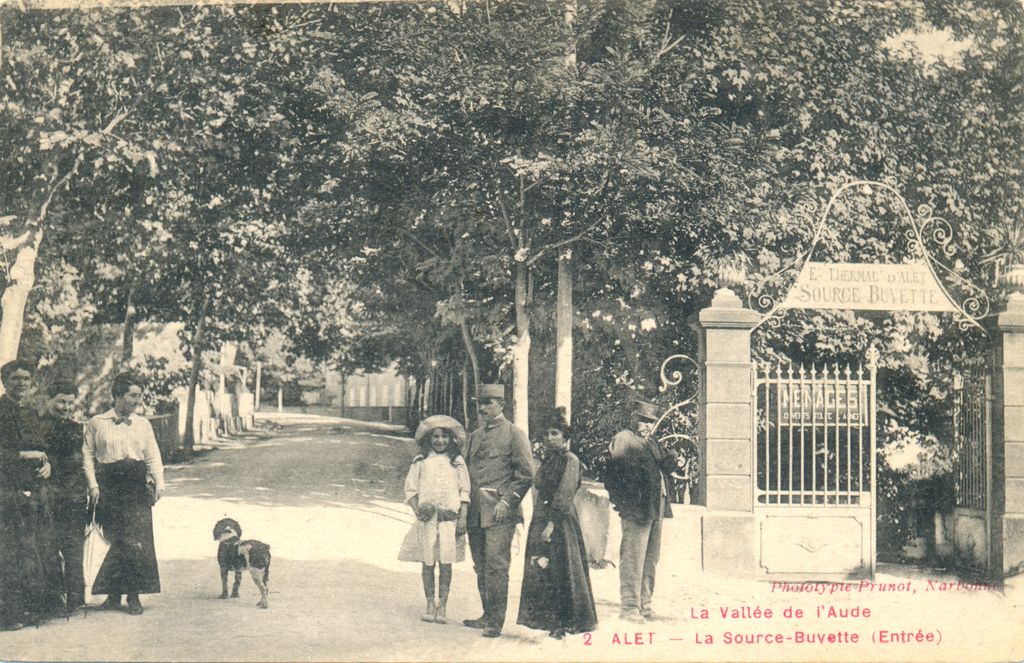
82, 508, 109, 598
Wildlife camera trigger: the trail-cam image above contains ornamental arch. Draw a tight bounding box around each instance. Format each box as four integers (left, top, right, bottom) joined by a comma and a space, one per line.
655, 180, 1019, 580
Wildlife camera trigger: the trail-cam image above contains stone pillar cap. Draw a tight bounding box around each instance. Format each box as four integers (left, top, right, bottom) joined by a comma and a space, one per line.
699, 288, 762, 329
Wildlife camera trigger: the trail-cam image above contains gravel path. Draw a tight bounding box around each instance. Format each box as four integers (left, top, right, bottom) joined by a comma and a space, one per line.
3, 412, 1021, 662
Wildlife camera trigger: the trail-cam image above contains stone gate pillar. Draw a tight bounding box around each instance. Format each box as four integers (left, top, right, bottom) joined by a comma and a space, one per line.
694, 285, 761, 577
992, 291, 1024, 578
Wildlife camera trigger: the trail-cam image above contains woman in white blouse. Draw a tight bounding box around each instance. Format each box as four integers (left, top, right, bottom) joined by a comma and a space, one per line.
83, 372, 164, 616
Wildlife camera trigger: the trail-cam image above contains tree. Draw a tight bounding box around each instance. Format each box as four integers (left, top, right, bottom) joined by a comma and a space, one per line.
6, 5, 355, 443
310, 0, 764, 439
0, 9, 179, 366
6, 1, 1018, 481
318, 0, 1021, 473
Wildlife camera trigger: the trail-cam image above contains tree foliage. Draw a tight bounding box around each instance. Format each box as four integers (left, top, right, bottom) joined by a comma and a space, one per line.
1, 1, 1020, 473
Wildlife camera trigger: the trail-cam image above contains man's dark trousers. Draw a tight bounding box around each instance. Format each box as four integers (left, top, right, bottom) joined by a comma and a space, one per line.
467, 522, 516, 629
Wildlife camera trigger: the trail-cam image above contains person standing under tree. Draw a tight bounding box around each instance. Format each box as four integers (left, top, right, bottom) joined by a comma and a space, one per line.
604, 400, 678, 623
0, 360, 64, 630
462, 384, 534, 638
41, 379, 88, 612
517, 407, 597, 639
83, 372, 164, 616
398, 415, 470, 625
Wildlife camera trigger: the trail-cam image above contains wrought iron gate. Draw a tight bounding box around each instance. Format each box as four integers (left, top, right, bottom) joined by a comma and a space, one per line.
752, 348, 878, 579
651, 354, 701, 504
952, 362, 992, 572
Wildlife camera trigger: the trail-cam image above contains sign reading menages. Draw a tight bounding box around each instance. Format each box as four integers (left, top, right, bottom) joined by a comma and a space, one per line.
778, 384, 869, 425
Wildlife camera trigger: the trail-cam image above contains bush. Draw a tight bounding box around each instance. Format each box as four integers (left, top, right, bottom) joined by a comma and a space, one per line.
130, 356, 190, 414
876, 460, 914, 562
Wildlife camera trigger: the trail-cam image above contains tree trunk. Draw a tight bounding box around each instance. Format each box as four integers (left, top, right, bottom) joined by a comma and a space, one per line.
412, 376, 423, 424
182, 296, 211, 454
564, 0, 577, 50
462, 358, 470, 427
555, 253, 574, 420
0, 157, 82, 371
0, 226, 44, 367
255, 362, 262, 411
120, 283, 137, 368
445, 370, 450, 416
556, 0, 577, 420
460, 318, 481, 397
338, 369, 346, 418
447, 370, 454, 417
512, 260, 530, 437
440, 371, 445, 416
442, 370, 448, 416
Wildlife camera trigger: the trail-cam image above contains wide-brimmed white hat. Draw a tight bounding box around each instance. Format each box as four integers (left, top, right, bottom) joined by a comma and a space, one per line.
414, 415, 467, 445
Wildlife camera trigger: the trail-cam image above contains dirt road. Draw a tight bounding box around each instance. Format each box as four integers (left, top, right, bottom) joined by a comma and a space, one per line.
3, 412, 1022, 662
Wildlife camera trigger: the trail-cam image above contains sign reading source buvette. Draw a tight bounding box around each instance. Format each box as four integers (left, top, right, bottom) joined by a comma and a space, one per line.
782, 262, 957, 312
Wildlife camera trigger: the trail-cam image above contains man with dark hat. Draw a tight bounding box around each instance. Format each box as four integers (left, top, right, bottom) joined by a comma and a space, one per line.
604, 400, 678, 623
461, 383, 534, 638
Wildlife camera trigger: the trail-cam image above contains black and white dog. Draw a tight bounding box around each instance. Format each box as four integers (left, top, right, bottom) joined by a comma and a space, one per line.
213, 518, 272, 609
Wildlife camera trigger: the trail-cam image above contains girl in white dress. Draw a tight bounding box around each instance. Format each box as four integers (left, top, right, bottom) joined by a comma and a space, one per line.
398, 415, 469, 624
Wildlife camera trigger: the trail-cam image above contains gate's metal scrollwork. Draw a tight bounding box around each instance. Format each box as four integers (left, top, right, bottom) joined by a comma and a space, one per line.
747, 179, 991, 333
651, 354, 700, 503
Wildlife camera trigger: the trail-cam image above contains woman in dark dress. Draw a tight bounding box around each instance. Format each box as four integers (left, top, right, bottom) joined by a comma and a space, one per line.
0, 360, 65, 630
42, 379, 89, 611
517, 407, 597, 639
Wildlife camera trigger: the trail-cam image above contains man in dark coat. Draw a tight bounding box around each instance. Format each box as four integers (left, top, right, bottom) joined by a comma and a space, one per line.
41, 379, 88, 610
604, 400, 678, 623
461, 383, 535, 638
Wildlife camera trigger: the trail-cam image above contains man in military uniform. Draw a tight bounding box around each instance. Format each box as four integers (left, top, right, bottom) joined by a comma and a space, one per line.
461, 384, 534, 638
604, 400, 678, 623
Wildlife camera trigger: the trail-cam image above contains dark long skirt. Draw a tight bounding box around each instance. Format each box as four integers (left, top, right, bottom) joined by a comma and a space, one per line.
93, 460, 160, 595
54, 494, 88, 604
517, 513, 597, 634
0, 486, 65, 627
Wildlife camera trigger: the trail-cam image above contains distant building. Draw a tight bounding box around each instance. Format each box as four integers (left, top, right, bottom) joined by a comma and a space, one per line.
324, 365, 412, 424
